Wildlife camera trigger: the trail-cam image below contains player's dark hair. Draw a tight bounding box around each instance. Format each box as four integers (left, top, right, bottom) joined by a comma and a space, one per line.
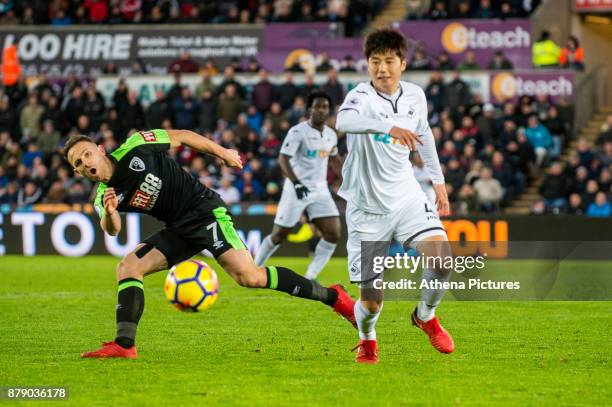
307, 91, 332, 109
63, 134, 95, 160
363, 29, 407, 60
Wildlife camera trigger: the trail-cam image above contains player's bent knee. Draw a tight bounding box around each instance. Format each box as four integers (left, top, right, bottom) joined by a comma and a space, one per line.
323, 230, 341, 244
360, 300, 382, 314
233, 266, 267, 288
116, 258, 147, 281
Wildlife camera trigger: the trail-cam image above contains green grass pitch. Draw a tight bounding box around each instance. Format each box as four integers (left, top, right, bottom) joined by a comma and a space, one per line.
0, 256, 610, 406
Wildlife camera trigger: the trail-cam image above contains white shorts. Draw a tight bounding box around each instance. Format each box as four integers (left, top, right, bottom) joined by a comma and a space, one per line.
274, 181, 340, 228
346, 191, 446, 283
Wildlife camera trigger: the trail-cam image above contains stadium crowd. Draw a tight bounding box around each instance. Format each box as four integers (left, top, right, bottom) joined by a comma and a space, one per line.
532, 116, 612, 217
0, 0, 385, 34
2, 61, 608, 216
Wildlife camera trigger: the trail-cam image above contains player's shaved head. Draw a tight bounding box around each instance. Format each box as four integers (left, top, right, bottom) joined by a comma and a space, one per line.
363, 29, 407, 61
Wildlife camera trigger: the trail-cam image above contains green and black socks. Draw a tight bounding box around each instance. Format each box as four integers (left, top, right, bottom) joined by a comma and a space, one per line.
115, 278, 145, 349
265, 266, 338, 306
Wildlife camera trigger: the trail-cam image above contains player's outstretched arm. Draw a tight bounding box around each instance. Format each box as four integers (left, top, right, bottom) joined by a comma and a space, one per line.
100, 187, 122, 236
336, 109, 393, 135
167, 129, 243, 169
336, 109, 422, 151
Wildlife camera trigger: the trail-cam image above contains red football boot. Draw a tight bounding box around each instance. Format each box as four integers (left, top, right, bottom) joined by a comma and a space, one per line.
329, 284, 357, 329
352, 339, 379, 364
81, 341, 138, 359
411, 308, 454, 354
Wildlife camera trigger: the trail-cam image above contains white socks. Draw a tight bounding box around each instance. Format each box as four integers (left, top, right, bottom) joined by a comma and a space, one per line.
355, 301, 382, 340
304, 239, 337, 280
254, 235, 279, 266
417, 267, 452, 321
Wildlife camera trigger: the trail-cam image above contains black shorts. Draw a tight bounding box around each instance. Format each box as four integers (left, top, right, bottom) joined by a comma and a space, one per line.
143, 196, 246, 268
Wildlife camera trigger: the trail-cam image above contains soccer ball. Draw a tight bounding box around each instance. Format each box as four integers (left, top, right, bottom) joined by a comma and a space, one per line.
164, 260, 219, 312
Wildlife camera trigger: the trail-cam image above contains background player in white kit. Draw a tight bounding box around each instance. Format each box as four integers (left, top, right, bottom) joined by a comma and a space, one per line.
256, 92, 343, 280
335, 29, 455, 364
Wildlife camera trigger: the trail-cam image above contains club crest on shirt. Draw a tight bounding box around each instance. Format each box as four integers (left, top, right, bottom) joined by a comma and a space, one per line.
129, 157, 146, 172
348, 97, 360, 106
407, 106, 416, 118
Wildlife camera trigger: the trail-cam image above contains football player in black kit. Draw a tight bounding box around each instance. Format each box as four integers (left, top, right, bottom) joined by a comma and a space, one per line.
64, 129, 356, 359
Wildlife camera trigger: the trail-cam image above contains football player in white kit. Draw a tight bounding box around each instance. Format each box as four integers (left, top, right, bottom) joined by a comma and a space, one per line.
255, 92, 343, 280
335, 29, 455, 363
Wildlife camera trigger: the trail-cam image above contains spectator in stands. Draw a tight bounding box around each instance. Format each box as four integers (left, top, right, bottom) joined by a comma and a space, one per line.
145, 90, 170, 129
167, 51, 199, 74
17, 180, 41, 207
429, 0, 449, 20
576, 137, 594, 167
567, 193, 585, 215
316, 52, 333, 73
321, 68, 345, 110
51, 9, 72, 25
425, 72, 445, 113
277, 72, 301, 111
0, 95, 15, 134
560, 36, 584, 70
525, 114, 553, 166
216, 177, 240, 205
287, 96, 306, 126
445, 158, 465, 192
436, 51, 455, 70
265, 102, 289, 137
252, 69, 275, 113
195, 71, 215, 100
531, 199, 546, 215
539, 162, 569, 212
532, 30, 561, 68
598, 140, 612, 167
477, 103, 496, 144
499, 1, 518, 20
473, 166, 503, 212
217, 66, 246, 99
217, 84, 243, 125
235, 171, 264, 201
455, 1, 472, 18
408, 49, 433, 70
0, 181, 19, 204
472, 0, 497, 18
172, 87, 198, 130
586, 192, 611, 217
37, 120, 61, 156
197, 90, 217, 133
84, 0, 109, 23
20, 94, 45, 141
597, 115, 612, 146
444, 71, 471, 115
455, 184, 478, 215
457, 51, 480, 71
405, 0, 431, 20
119, 90, 145, 139
487, 50, 514, 70
339, 55, 358, 72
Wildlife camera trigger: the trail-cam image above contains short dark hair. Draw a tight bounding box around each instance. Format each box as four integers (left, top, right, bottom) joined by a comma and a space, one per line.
307, 91, 332, 109
363, 29, 407, 60
63, 134, 95, 161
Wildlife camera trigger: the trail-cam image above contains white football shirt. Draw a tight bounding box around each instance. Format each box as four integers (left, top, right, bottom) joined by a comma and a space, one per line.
336, 81, 444, 214
279, 120, 338, 190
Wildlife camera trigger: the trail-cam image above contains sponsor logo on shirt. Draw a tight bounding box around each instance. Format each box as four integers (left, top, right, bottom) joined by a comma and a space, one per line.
129, 173, 162, 210
372, 133, 413, 149
139, 131, 157, 142
305, 149, 331, 158
129, 156, 146, 172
